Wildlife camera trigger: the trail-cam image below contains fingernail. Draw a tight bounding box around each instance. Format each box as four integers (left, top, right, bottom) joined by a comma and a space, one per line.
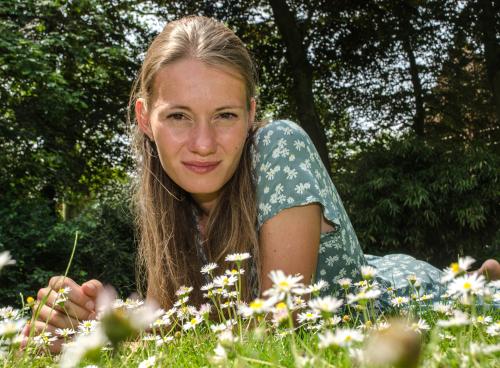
20, 336, 28, 349
85, 301, 95, 311
86, 283, 96, 291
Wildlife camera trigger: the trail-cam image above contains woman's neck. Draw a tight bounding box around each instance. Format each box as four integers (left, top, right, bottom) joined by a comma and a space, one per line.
191, 193, 219, 216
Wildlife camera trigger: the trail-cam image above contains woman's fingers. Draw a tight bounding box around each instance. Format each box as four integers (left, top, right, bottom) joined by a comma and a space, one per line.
22, 320, 57, 336
81, 279, 104, 299
34, 303, 80, 330
38, 289, 93, 321
20, 321, 65, 354
45, 276, 96, 311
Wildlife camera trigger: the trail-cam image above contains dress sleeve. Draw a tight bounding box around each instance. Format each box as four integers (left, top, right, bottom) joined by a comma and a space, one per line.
254, 120, 342, 229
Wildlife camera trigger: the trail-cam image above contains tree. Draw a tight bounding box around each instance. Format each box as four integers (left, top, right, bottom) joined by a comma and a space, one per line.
0, 0, 145, 208
267, 0, 330, 169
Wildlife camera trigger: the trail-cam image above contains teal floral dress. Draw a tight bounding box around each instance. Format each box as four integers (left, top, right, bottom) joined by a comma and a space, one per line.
252, 120, 444, 299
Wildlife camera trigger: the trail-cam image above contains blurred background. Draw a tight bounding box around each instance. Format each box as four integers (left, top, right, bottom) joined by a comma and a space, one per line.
1, 0, 499, 305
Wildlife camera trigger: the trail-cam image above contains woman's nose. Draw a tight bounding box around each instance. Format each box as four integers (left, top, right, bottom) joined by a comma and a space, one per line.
188, 121, 217, 156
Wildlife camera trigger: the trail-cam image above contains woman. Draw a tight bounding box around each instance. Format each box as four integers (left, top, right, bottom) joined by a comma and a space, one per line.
25, 15, 499, 352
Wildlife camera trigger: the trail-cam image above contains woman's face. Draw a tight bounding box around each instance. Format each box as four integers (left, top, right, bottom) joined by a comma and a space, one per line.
136, 58, 256, 210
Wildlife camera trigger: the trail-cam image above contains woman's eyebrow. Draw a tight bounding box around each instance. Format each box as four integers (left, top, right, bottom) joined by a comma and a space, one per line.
154, 104, 244, 112
214, 105, 244, 111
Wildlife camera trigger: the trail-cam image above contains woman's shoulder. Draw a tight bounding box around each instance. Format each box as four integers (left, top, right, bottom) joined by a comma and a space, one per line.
254, 119, 309, 146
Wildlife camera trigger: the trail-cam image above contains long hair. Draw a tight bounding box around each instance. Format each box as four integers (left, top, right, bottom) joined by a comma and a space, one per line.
128, 16, 260, 307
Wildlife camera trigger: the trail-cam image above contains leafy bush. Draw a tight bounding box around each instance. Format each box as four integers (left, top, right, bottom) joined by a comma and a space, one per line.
0, 186, 136, 306
338, 135, 500, 267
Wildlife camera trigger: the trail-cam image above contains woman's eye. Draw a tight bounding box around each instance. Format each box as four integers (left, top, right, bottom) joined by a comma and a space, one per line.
218, 112, 237, 119
167, 113, 186, 120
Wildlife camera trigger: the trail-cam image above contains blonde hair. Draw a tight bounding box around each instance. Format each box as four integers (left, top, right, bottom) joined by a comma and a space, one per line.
128, 16, 260, 307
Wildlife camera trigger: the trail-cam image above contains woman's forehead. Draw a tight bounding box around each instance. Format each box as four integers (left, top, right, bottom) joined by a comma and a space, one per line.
150, 58, 247, 108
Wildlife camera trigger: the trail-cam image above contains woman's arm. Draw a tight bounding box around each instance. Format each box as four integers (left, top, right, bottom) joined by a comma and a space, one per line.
259, 203, 322, 294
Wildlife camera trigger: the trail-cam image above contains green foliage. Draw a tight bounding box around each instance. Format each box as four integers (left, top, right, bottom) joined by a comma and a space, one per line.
339, 136, 500, 267
0, 185, 136, 305
0, 0, 141, 201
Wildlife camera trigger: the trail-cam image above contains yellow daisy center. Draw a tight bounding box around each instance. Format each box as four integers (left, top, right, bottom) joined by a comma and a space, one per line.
276, 302, 287, 310
463, 282, 471, 290
451, 263, 459, 273
250, 300, 263, 309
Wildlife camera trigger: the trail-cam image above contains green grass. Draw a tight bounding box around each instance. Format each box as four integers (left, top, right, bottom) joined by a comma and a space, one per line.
1, 249, 499, 367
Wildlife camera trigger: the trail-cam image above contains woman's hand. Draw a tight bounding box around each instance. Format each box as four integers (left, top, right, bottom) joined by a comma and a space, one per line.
477, 259, 500, 280
22, 276, 103, 353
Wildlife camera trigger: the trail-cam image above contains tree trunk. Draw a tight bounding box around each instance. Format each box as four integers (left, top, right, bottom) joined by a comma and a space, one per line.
268, 0, 331, 173
478, 0, 500, 124
399, 11, 425, 137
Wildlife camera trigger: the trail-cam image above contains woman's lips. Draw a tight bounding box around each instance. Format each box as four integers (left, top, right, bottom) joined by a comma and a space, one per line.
182, 161, 221, 174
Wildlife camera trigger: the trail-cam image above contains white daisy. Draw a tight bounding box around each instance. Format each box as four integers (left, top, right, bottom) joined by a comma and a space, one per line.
390, 296, 409, 307
55, 287, 72, 306
308, 295, 343, 314
239, 298, 274, 317
406, 274, 419, 286
182, 315, 203, 331
213, 275, 238, 288
225, 253, 251, 262
200, 282, 214, 291
0, 251, 15, 270
417, 293, 434, 302
307, 280, 330, 293
209, 343, 228, 365
198, 303, 212, 317
292, 295, 307, 309
175, 285, 193, 297
218, 329, 237, 346
360, 266, 377, 280
55, 328, 76, 338
469, 343, 500, 356
0, 307, 20, 320
138, 356, 156, 368
225, 268, 245, 276
447, 273, 486, 303
59, 329, 108, 368
441, 256, 475, 283
33, 332, 58, 347
436, 310, 470, 328
432, 302, 453, 315
318, 328, 364, 348
297, 310, 320, 324
200, 263, 218, 274
264, 270, 304, 298
0, 318, 26, 338
338, 278, 352, 289
485, 321, 499, 337
410, 319, 430, 334
474, 315, 493, 325
155, 335, 174, 346
210, 319, 237, 333
78, 320, 100, 335
347, 289, 381, 304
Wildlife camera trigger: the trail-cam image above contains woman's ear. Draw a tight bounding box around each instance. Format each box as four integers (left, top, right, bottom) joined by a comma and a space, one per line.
135, 98, 153, 140
248, 97, 257, 129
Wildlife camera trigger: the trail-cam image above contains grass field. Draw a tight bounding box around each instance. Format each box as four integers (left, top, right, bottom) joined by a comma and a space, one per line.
1, 250, 499, 367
